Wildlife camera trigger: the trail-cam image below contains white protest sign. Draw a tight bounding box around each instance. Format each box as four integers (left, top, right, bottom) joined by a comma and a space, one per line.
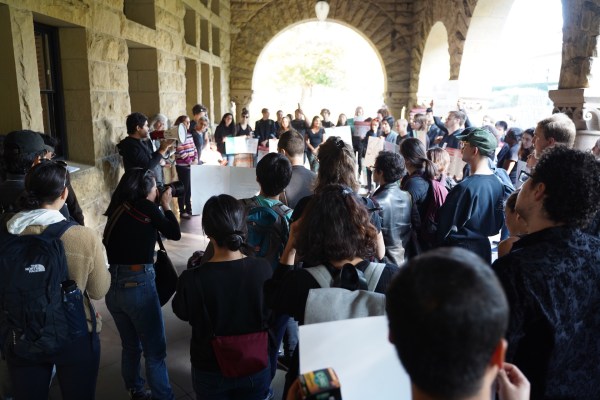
268, 139, 279, 153
364, 136, 384, 168
190, 165, 259, 215
323, 125, 352, 148
300, 316, 411, 400
225, 137, 259, 154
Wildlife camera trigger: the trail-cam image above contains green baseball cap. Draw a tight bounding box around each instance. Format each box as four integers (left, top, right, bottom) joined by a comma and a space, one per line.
455, 127, 498, 155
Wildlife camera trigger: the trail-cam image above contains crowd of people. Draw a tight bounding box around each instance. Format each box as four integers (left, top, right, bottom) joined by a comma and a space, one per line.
0, 99, 599, 400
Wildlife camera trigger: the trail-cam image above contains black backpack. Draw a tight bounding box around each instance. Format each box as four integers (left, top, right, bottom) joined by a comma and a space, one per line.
0, 220, 90, 360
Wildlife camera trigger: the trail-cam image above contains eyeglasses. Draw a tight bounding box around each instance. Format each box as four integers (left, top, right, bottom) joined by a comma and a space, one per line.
518, 169, 532, 183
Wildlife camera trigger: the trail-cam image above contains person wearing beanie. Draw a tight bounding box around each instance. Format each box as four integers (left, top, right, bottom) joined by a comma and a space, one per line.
381, 116, 399, 144
435, 127, 505, 263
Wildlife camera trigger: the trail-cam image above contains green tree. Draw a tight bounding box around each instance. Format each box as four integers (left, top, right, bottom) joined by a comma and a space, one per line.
270, 45, 346, 105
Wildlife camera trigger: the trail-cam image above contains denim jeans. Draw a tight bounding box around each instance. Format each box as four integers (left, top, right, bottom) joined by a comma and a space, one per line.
7, 333, 100, 400
105, 264, 174, 400
175, 165, 192, 214
192, 363, 270, 400
225, 154, 235, 166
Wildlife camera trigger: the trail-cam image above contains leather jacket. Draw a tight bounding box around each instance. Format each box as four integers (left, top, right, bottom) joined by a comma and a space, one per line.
372, 182, 413, 265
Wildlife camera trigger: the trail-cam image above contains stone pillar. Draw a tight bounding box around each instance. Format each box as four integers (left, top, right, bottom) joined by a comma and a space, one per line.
230, 88, 253, 121
0, 5, 44, 132
550, 0, 600, 151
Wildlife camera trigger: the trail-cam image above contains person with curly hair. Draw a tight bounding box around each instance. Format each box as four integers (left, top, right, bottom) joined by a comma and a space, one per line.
291, 136, 385, 260
492, 146, 600, 399
265, 184, 400, 398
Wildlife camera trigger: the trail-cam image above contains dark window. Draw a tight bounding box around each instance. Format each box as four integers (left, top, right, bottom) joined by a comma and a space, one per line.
34, 23, 67, 158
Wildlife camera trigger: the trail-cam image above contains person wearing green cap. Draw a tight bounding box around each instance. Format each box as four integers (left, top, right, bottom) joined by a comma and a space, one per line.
435, 127, 504, 263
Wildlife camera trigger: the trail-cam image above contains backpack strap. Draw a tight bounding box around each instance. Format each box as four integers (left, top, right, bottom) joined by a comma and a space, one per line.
363, 262, 386, 292
42, 219, 77, 240
270, 203, 292, 220
305, 265, 333, 288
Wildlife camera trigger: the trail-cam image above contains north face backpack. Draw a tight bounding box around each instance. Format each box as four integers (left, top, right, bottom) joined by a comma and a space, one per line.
0, 220, 89, 361
242, 197, 292, 269
303, 263, 387, 325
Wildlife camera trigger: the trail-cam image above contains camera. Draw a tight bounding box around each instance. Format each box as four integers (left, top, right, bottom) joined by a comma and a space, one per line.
158, 181, 185, 199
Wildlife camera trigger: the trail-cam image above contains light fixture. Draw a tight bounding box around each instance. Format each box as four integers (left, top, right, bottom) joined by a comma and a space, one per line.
315, 0, 329, 21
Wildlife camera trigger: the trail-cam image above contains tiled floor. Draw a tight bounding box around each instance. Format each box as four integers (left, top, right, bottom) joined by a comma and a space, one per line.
49, 215, 286, 400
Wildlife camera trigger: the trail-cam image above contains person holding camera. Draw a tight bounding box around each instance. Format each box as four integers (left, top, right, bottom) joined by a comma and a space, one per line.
118, 112, 175, 186
1, 160, 110, 399
103, 169, 181, 400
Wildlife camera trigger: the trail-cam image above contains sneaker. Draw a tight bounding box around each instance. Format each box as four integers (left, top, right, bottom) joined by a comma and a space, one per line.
180, 212, 191, 219
130, 389, 152, 400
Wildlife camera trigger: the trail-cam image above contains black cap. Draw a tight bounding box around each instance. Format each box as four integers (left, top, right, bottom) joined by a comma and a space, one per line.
4, 130, 48, 154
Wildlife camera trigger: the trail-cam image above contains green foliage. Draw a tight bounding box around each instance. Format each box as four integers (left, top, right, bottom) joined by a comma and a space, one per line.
268, 45, 346, 91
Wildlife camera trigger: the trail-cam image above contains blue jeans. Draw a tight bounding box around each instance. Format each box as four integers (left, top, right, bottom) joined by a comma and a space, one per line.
226, 154, 235, 166
192, 364, 270, 400
105, 264, 174, 400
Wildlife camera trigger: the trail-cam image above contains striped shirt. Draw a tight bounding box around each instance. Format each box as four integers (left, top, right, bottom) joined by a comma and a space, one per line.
175, 133, 198, 165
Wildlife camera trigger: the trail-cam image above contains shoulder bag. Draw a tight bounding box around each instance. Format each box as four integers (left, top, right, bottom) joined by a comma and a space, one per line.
195, 267, 268, 377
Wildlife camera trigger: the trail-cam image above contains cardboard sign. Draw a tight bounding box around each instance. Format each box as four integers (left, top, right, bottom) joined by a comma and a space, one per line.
383, 140, 399, 154
364, 136, 384, 168
225, 136, 259, 154
414, 130, 428, 147
445, 148, 466, 181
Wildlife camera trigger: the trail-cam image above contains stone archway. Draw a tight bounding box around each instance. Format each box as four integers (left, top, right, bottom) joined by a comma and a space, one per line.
458, 0, 517, 99
417, 21, 451, 106
408, 0, 476, 109
230, 0, 402, 118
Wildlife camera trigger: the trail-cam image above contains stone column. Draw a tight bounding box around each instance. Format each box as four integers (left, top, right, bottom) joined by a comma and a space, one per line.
550, 0, 600, 151
230, 88, 253, 121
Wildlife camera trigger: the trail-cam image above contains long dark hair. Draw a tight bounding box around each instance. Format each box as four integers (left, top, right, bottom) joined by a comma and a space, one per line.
104, 169, 156, 217
217, 113, 236, 136
20, 160, 69, 210
400, 138, 437, 181
295, 184, 377, 266
314, 137, 359, 193
202, 194, 249, 252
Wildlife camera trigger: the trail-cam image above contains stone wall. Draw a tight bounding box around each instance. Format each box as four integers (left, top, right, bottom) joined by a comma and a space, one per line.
0, 0, 231, 231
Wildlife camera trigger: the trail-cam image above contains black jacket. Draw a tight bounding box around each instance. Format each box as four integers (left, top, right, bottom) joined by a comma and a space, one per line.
493, 226, 600, 399
371, 182, 412, 265
117, 136, 164, 183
